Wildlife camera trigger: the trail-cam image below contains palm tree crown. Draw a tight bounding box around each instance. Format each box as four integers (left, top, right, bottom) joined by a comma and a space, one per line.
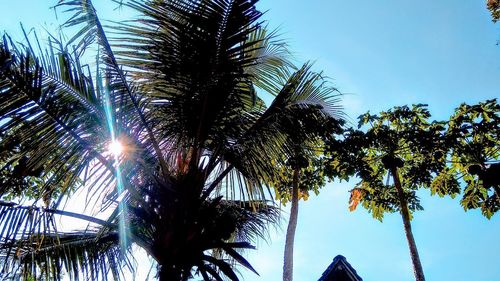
0, 0, 342, 280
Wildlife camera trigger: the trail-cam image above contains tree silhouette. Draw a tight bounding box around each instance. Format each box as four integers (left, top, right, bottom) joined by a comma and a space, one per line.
0, 0, 340, 280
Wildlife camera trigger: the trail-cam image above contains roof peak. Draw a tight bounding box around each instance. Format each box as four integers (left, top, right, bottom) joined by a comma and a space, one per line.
318, 255, 363, 281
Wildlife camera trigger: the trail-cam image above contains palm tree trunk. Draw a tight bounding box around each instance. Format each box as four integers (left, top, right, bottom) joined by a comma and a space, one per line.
283, 168, 300, 281
158, 263, 183, 281
391, 167, 426, 281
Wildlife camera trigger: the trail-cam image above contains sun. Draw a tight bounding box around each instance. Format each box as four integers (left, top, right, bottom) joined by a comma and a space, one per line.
108, 140, 124, 157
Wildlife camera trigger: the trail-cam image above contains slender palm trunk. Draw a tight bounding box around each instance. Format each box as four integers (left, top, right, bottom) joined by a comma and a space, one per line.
283, 168, 300, 281
391, 167, 426, 281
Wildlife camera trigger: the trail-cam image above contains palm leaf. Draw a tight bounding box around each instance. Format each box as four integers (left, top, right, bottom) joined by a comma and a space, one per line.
0, 36, 118, 205
0, 200, 130, 280
56, 0, 170, 177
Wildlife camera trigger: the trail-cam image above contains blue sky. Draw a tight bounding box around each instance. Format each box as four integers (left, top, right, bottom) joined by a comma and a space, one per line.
1, 1, 499, 280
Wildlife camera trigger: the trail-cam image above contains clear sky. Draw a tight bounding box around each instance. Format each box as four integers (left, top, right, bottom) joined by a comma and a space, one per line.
1, 1, 499, 281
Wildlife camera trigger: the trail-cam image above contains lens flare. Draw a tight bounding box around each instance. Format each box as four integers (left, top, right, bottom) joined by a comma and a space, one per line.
102, 80, 129, 251
108, 140, 124, 157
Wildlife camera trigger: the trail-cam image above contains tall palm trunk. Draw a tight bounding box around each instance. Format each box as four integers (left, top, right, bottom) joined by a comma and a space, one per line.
391, 167, 426, 281
283, 168, 300, 281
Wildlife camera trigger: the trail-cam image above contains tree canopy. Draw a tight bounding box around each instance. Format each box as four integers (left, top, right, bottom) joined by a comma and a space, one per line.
325, 104, 450, 220
323, 100, 500, 281
0, 0, 341, 280
444, 99, 500, 218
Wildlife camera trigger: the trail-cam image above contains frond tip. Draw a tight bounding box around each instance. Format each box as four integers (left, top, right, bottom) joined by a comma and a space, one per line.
0, 201, 131, 280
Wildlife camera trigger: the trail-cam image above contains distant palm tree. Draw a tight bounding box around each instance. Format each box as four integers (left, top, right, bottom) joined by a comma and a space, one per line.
281, 124, 343, 281
0, 0, 341, 280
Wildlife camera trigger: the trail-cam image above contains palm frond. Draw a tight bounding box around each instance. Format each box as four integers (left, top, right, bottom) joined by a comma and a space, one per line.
107, 0, 264, 154
0, 36, 118, 205
0, 200, 131, 280
243, 27, 294, 94
206, 63, 343, 200
56, 0, 170, 177
2, 231, 131, 281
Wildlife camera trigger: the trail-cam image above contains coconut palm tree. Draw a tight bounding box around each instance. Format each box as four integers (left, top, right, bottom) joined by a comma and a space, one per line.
0, 0, 341, 280
273, 115, 344, 281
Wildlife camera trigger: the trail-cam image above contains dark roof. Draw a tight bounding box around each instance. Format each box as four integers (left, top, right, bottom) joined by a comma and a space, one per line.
318, 255, 363, 281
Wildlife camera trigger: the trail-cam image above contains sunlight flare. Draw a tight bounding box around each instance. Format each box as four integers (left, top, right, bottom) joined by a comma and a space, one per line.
108, 140, 124, 157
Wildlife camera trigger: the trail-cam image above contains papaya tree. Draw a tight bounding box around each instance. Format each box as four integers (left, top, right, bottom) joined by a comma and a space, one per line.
442, 99, 500, 218
487, 0, 500, 22
325, 104, 456, 281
